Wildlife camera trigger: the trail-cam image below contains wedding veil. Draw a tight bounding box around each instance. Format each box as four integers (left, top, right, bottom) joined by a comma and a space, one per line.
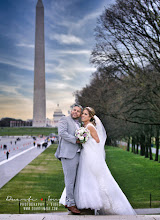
94, 115, 107, 159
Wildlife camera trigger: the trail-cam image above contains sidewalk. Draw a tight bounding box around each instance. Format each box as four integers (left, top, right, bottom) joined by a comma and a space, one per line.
135, 208, 160, 215
0, 213, 160, 220
0, 142, 50, 188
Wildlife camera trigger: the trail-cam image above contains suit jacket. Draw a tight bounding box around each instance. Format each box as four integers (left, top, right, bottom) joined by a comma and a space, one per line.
55, 115, 80, 160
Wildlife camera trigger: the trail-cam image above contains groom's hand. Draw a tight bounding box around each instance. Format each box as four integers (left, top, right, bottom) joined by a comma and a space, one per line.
76, 140, 81, 144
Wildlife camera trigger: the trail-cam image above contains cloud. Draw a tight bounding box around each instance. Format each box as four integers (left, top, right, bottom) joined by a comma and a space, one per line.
46, 49, 91, 62
0, 56, 34, 71
0, 70, 34, 120
0, 72, 33, 98
58, 50, 91, 55
45, 56, 96, 84
0, 0, 109, 120
49, 34, 84, 45
58, 11, 102, 32
46, 80, 76, 117
45, 0, 105, 37
0, 84, 19, 96
16, 43, 34, 48
0, 94, 33, 120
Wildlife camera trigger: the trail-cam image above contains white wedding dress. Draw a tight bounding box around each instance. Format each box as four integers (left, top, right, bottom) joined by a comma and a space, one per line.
59, 116, 136, 215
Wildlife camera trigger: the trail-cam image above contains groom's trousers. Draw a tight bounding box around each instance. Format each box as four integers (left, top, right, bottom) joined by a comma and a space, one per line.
61, 152, 80, 207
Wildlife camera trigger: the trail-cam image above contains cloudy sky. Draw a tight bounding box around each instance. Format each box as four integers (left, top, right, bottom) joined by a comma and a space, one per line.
0, 0, 115, 120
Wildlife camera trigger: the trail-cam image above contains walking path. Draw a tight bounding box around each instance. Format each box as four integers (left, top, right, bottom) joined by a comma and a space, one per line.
0, 139, 50, 189
135, 208, 160, 215
0, 213, 159, 220
0, 136, 45, 162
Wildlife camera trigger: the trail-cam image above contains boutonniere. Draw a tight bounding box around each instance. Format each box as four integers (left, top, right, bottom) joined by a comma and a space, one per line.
81, 122, 84, 127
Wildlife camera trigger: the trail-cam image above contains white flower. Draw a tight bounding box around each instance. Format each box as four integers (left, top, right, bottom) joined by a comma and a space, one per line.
79, 136, 84, 141
75, 127, 90, 143
85, 136, 89, 141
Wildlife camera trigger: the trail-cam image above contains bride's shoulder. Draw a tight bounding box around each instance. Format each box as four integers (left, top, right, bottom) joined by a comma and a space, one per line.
86, 123, 96, 130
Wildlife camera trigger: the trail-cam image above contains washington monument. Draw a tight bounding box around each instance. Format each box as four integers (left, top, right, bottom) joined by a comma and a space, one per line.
33, 0, 46, 127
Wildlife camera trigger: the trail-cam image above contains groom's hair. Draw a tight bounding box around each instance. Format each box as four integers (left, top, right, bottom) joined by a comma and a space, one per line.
71, 103, 83, 111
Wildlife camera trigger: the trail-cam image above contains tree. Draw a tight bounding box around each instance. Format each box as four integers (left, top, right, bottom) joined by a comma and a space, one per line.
75, 0, 160, 161
0, 118, 16, 127
91, 0, 160, 75
75, 65, 158, 161
91, 0, 160, 126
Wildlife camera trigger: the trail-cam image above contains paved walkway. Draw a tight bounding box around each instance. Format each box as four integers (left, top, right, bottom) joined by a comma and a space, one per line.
0, 136, 45, 162
0, 140, 50, 189
135, 208, 160, 215
0, 214, 160, 220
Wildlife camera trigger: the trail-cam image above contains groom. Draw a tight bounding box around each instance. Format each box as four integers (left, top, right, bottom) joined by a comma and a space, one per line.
55, 104, 82, 214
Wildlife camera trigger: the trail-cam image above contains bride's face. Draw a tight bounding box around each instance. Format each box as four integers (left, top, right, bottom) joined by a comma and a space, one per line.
81, 109, 91, 122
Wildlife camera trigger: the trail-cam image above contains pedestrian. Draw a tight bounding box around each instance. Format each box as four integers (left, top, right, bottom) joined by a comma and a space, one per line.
6, 151, 9, 160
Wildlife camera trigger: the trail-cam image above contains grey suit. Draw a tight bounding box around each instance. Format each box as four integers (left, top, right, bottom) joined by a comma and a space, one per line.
55, 115, 80, 160
55, 115, 80, 207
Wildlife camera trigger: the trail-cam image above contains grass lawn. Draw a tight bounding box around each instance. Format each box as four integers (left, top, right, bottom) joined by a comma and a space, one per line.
118, 144, 159, 161
0, 127, 57, 136
0, 144, 65, 214
105, 146, 160, 209
0, 145, 159, 214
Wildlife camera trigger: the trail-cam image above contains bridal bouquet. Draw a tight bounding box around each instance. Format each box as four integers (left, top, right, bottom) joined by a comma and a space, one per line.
75, 127, 90, 144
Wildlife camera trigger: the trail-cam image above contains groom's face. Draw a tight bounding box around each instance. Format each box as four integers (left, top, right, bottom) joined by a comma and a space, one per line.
71, 106, 81, 119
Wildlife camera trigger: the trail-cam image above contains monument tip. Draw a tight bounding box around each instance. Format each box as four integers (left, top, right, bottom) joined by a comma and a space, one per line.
36, 0, 44, 8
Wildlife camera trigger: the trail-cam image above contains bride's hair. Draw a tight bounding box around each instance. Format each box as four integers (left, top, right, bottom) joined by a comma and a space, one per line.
84, 107, 96, 126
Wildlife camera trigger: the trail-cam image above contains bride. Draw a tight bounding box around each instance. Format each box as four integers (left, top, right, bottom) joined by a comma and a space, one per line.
59, 107, 136, 215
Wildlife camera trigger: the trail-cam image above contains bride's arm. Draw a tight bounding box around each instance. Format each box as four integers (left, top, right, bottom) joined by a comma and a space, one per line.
87, 125, 100, 143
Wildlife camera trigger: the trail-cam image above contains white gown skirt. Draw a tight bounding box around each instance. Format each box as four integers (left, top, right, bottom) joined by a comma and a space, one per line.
59, 138, 136, 215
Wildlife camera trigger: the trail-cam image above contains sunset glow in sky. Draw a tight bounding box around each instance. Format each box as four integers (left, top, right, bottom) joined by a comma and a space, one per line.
0, 0, 115, 120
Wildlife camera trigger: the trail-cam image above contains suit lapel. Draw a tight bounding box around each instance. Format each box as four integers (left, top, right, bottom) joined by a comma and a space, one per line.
68, 115, 77, 131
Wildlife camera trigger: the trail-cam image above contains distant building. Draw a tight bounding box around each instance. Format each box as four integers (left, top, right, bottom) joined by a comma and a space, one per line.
10, 119, 32, 127
46, 118, 54, 127
53, 104, 65, 127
